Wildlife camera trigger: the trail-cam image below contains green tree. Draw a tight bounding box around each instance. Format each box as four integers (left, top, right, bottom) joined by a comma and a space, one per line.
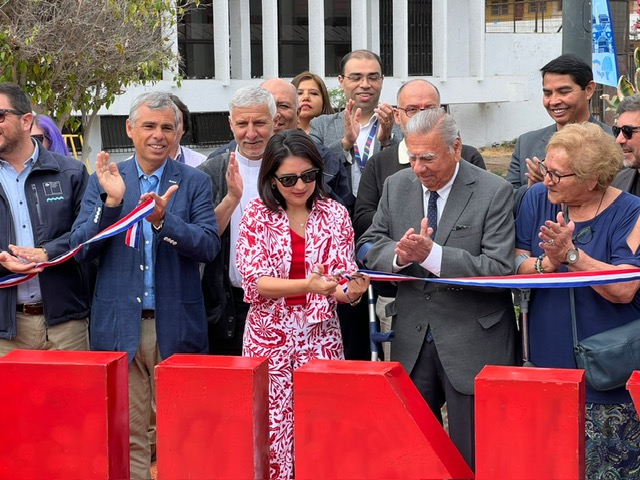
0, 0, 199, 163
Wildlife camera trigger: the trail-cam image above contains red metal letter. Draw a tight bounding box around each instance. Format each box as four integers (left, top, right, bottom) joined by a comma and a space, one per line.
475, 366, 585, 480
294, 359, 474, 479
155, 355, 270, 479
0, 349, 129, 480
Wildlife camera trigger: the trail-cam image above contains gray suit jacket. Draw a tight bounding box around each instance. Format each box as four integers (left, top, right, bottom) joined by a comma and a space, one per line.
309, 111, 403, 189
358, 161, 517, 394
507, 116, 612, 209
612, 167, 639, 193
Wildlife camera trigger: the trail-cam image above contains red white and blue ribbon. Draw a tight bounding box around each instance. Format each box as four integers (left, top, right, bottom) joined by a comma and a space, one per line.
353, 268, 640, 289
0, 198, 155, 289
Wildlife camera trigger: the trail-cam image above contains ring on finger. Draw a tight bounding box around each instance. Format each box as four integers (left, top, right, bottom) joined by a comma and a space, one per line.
547, 239, 555, 246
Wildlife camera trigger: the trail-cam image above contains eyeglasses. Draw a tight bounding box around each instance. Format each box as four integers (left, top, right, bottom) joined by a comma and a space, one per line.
397, 106, 437, 118
573, 225, 594, 245
0, 108, 25, 123
31, 134, 45, 143
343, 73, 382, 83
612, 124, 640, 140
539, 161, 576, 184
275, 169, 320, 188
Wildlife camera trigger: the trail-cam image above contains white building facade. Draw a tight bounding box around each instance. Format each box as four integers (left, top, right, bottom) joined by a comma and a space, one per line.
89, 0, 563, 157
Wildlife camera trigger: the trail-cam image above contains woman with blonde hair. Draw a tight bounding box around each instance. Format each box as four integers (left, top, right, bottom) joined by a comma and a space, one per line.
515, 121, 640, 476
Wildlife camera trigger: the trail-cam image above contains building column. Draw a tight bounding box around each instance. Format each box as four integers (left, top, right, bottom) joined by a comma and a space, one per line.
308, 0, 325, 77
262, 0, 279, 78
229, 0, 251, 79
213, 0, 230, 85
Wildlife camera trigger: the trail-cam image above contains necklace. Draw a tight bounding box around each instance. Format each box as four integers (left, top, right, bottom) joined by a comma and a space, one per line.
564, 188, 607, 222
287, 211, 308, 228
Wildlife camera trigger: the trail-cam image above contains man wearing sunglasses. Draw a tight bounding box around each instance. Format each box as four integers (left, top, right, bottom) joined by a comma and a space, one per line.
507, 54, 612, 212
0, 83, 91, 356
612, 94, 640, 195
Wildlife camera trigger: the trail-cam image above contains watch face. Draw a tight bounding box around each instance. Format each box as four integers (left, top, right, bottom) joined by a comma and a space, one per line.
567, 249, 579, 264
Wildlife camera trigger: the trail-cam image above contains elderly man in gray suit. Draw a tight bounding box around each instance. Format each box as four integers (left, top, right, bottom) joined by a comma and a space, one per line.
507, 54, 611, 210
358, 108, 517, 471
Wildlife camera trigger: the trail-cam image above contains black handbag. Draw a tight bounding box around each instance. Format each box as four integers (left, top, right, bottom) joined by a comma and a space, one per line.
570, 288, 640, 391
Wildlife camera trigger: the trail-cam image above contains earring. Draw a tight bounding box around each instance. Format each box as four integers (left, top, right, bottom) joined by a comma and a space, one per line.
271, 182, 276, 189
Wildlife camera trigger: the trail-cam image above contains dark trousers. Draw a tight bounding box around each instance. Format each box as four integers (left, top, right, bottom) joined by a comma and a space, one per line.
337, 299, 371, 360
208, 286, 249, 356
409, 335, 475, 471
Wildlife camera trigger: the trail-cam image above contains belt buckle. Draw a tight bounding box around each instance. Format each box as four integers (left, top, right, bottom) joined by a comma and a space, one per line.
21, 302, 43, 315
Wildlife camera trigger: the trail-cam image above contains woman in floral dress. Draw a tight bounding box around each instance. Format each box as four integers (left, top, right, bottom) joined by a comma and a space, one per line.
236, 130, 369, 479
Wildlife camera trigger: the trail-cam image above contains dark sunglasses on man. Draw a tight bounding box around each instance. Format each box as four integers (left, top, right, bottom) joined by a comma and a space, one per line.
0, 108, 25, 123
612, 124, 640, 140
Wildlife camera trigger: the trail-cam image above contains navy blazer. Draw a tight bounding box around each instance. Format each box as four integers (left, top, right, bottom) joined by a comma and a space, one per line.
71, 158, 220, 361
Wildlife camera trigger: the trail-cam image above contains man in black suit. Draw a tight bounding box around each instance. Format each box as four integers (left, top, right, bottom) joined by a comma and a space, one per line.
506, 54, 611, 210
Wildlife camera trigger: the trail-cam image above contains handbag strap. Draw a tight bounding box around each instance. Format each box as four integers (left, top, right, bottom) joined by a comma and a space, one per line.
569, 287, 579, 349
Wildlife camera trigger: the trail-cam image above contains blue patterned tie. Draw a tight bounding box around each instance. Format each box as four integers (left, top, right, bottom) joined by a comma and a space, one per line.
427, 190, 438, 239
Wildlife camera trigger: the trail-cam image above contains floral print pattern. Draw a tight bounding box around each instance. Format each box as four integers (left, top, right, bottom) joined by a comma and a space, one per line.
237, 197, 357, 479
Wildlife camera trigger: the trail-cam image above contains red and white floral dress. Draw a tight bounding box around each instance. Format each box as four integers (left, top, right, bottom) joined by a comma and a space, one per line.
236, 197, 358, 479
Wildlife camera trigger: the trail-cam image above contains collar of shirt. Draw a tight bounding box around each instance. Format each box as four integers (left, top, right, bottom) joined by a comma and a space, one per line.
135, 155, 167, 192
0, 141, 39, 170
233, 147, 263, 168
173, 146, 185, 164
398, 138, 410, 165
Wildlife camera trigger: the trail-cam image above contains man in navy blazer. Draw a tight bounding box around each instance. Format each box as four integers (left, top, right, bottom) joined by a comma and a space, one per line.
507, 54, 611, 210
71, 92, 220, 479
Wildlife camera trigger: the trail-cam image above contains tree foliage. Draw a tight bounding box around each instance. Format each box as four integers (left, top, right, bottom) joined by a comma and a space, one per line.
0, 0, 198, 160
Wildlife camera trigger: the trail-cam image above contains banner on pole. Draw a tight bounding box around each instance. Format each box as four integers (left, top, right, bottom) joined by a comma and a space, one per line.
592, 0, 619, 87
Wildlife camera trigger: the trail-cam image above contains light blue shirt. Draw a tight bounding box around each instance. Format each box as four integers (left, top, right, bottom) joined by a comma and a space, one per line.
135, 157, 167, 310
0, 142, 41, 304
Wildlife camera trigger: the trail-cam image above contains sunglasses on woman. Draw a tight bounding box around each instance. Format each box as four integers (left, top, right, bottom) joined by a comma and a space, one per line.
31, 134, 45, 143
275, 169, 320, 188
612, 124, 640, 140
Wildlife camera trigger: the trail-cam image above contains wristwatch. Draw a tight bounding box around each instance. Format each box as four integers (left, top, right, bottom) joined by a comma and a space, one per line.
563, 248, 580, 265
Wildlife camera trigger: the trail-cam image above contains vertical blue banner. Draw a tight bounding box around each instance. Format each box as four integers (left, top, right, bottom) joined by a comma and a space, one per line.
592, 0, 619, 87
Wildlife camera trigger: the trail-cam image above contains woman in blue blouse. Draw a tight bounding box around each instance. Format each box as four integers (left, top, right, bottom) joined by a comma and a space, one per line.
515, 122, 640, 477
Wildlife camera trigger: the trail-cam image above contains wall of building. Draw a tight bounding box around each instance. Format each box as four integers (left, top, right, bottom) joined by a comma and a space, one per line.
85, 29, 563, 160
452, 32, 562, 148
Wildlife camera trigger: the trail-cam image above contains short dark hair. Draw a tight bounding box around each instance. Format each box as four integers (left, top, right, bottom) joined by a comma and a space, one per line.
258, 130, 327, 211
540, 54, 593, 89
339, 49, 383, 76
170, 94, 192, 136
0, 83, 32, 114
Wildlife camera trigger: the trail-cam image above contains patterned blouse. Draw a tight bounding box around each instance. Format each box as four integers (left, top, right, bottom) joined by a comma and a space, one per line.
236, 197, 357, 324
